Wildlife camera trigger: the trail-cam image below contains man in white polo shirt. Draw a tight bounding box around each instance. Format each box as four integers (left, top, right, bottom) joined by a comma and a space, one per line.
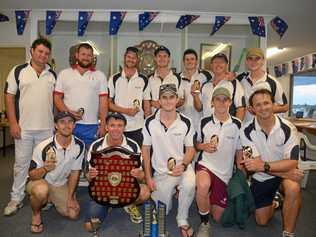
54, 43, 108, 146
240, 89, 303, 237
26, 111, 85, 233
193, 53, 246, 121
236, 48, 288, 123
195, 87, 243, 237
148, 46, 184, 110
108, 46, 151, 147
142, 83, 196, 237
178, 49, 212, 130
4, 38, 56, 216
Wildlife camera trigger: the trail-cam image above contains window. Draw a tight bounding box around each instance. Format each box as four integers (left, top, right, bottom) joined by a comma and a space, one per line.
290, 73, 316, 118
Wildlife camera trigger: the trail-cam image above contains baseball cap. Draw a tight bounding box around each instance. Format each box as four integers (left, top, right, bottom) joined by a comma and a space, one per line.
106, 112, 127, 125
154, 45, 171, 56
159, 83, 177, 97
54, 111, 75, 123
246, 48, 264, 58
211, 53, 229, 63
125, 46, 139, 55
212, 87, 231, 100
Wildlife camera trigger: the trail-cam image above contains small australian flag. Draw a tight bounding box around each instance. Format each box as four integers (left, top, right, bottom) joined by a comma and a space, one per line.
176, 15, 199, 29
210, 16, 231, 35
248, 16, 266, 37
270, 16, 288, 39
109, 11, 126, 35
46, 11, 62, 35
78, 11, 93, 36
139, 12, 159, 31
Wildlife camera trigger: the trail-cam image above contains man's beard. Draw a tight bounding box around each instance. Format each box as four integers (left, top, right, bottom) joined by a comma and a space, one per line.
77, 60, 93, 68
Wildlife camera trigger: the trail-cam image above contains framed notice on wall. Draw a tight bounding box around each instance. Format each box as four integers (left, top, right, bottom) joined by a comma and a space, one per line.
200, 43, 231, 71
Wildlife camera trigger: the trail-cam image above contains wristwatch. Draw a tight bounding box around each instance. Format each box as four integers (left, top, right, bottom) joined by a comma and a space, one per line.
264, 162, 270, 173
182, 163, 188, 171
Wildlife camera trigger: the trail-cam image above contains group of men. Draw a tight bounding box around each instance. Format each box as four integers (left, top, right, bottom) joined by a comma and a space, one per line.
3, 37, 303, 237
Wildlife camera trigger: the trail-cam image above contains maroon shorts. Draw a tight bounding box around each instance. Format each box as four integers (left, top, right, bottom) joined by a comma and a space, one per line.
196, 163, 228, 208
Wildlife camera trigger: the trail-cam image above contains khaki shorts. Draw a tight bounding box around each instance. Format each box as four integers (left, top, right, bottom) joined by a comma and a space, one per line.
26, 179, 69, 215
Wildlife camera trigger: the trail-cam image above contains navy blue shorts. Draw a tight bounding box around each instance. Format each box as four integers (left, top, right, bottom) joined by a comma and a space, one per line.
250, 177, 281, 209
73, 123, 98, 146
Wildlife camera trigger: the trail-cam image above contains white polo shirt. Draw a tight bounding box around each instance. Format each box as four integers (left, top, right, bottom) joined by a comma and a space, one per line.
87, 134, 141, 162
54, 67, 108, 124
5, 63, 56, 130
148, 70, 184, 101
196, 114, 241, 184
201, 79, 246, 117
240, 115, 299, 182
178, 69, 212, 130
29, 135, 85, 187
236, 72, 288, 122
108, 70, 150, 132
142, 109, 195, 175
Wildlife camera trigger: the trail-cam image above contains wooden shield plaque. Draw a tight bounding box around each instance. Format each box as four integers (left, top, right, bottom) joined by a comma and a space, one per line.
88, 146, 141, 208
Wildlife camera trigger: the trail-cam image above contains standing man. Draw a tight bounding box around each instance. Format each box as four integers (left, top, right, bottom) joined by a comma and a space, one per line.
4, 38, 56, 216
27, 111, 84, 233
54, 43, 108, 147
195, 87, 243, 237
240, 89, 303, 237
179, 49, 212, 130
236, 48, 288, 122
108, 46, 151, 147
142, 84, 196, 237
149, 46, 184, 110
84, 113, 150, 231
193, 53, 246, 121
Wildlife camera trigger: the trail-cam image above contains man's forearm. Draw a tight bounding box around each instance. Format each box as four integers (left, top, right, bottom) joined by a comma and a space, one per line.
29, 167, 48, 181
183, 146, 195, 165
5, 94, 18, 125
141, 146, 153, 179
67, 170, 80, 198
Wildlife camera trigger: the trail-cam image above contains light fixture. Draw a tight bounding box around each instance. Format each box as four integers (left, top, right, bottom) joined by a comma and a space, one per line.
201, 43, 229, 60
266, 47, 286, 58
79, 40, 101, 55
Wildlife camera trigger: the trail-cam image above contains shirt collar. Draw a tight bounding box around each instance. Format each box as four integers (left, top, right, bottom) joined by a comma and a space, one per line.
122, 69, 139, 80
71, 64, 96, 72
101, 134, 128, 148
211, 114, 233, 126
254, 114, 280, 134
154, 70, 173, 80
53, 135, 75, 150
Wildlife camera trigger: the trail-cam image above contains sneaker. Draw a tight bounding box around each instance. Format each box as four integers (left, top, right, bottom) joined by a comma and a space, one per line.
196, 222, 211, 237
123, 204, 143, 224
3, 200, 23, 216
41, 202, 54, 211
273, 191, 283, 209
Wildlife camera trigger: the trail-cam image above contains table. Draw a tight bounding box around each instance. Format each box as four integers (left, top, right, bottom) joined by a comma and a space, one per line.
0, 120, 10, 157
286, 118, 316, 136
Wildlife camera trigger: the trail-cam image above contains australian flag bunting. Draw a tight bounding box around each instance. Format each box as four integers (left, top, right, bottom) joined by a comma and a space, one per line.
0, 13, 9, 22
15, 10, 30, 35
139, 12, 159, 31
210, 16, 231, 35
248, 16, 266, 37
176, 15, 200, 29
46, 11, 62, 35
270, 16, 288, 39
78, 11, 93, 36
109, 11, 126, 35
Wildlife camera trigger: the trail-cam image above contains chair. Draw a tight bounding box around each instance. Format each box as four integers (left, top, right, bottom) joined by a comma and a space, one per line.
298, 132, 316, 188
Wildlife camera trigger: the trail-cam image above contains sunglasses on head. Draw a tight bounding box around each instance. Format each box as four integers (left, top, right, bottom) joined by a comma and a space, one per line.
246, 56, 262, 61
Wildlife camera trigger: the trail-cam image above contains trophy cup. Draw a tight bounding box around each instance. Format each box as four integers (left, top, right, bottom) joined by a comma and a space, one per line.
242, 146, 253, 160
133, 99, 141, 110
140, 201, 152, 237
193, 80, 201, 93
78, 108, 85, 117
90, 217, 101, 237
157, 201, 169, 237
210, 134, 219, 149
167, 157, 176, 175
46, 147, 56, 162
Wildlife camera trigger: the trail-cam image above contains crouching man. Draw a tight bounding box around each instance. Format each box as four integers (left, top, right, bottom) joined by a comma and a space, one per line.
27, 112, 85, 233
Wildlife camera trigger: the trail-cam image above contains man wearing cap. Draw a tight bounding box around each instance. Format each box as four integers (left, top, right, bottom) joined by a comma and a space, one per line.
148, 45, 184, 110
4, 38, 56, 216
178, 49, 212, 130
84, 112, 150, 230
236, 48, 288, 123
54, 43, 108, 147
26, 111, 85, 233
193, 53, 246, 121
240, 89, 302, 237
195, 87, 243, 237
142, 83, 196, 237
108, 46, 151, 147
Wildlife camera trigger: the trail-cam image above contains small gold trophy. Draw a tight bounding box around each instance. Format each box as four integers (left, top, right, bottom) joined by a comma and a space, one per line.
78, 108, 85, 117
46, 147, 56, 162
242, 146, 253, 160
133, 99, 140, 110
90, 217, 101, 237
210, 134, 219, 149
167, 157, 176, 175
193, 80, 201, 93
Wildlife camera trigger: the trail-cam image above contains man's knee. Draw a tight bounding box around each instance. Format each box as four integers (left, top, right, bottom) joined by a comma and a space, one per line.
255, 214, 270, 226
67, 207, 80, 220
283, 180, 301, 200
138, 185, 151, 202
30, 181, 49, 201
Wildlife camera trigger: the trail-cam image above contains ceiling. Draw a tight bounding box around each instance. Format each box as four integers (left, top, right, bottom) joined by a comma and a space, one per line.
1, 0, 315, 66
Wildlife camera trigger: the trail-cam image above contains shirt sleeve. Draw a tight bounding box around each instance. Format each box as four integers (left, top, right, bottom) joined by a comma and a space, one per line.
177, 81, 184, 99
142, 120, 152, 146
30, 143, 45, 170
274, 79, 288, 105
283, 125, 299, 160
5, 66, 18, 95
196, 118, 203, 143
143, 79, 151, 101
98, 71, 108, 96
234, 80, 246, 108
71, 143, 85, 170
184, 118, 195, 147
108, 75, 115, 99
54, 70, 65, 94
